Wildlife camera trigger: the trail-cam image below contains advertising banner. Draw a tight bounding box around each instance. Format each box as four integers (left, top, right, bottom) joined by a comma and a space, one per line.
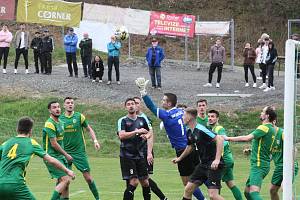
17, 0, 82, 27
0, 0, 15, 20
83, 3, 150, 36
195, 21, 230, 36
149, 11, 195, 37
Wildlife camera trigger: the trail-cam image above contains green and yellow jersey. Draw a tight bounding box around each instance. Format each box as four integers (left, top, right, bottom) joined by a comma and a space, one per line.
59, 112, 88, 154
271, 127, 284, 166
211, 124, 233, 164
197, 115, 208, 127
42, 117, 65, 159
250, 123, 275, 167
0, 137, 46, 183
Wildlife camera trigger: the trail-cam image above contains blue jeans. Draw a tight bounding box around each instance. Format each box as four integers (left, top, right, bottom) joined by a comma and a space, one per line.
149, 67, 161, 87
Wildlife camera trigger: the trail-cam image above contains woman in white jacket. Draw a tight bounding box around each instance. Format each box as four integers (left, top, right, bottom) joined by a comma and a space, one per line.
0, 24, 13, 74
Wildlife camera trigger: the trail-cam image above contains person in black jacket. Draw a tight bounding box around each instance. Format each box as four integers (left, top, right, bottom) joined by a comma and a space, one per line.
79, 33, 92, 78
91, 55, 104, 83
30, 31, 42, 73
40, 29, 53, 75
263, 41, 277, 92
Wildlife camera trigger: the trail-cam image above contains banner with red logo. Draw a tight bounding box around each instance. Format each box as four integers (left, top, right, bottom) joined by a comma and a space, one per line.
0, 0, 15, 20
149, 11, 195, 38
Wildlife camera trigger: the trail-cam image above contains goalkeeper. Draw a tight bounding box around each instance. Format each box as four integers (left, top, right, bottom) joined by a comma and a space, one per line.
135, 78, 206, 200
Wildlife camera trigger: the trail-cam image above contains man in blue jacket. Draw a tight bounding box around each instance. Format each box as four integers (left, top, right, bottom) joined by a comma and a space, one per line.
107, 35, 121, 85
64, 28, 78, 77
145, 38, 165, 90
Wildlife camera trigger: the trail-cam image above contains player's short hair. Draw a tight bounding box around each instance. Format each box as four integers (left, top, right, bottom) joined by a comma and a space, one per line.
64, 97, 73, 102
177, 104, 187, 109
124, 98, 135, 106
48, 101, 59, 109
133, 96, 141, 102
208, 109, 219, 117
185, 107, 198, 119
17, 117, 33, 134
265, 106, 277, 122
196, 99, 207, 105
164, 93, 177, 107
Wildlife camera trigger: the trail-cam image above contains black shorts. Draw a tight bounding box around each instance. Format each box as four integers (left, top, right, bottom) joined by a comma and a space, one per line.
176, 149, 195, 176
189, 163, 223, 189
120, 157, 148, 180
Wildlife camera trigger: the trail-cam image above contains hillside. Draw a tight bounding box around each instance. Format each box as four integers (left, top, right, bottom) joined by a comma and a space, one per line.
4, 0, 300, 63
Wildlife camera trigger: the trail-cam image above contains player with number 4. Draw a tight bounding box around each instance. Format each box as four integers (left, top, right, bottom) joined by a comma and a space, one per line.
135, 78, 206, 200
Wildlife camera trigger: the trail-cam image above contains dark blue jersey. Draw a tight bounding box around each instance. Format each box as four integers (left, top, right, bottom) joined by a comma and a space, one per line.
138, 113, 152, 156
187, 124, 223, 167
117, 116, 149, 159
143, 95, 187, 149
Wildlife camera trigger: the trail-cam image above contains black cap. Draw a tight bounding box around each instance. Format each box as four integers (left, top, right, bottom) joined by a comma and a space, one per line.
43, 29, 49, 33
69, 28, 74, 31
152, 38, 158, 42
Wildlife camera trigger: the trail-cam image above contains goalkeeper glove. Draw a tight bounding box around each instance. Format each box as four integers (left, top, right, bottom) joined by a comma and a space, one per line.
135, 77, 149, 96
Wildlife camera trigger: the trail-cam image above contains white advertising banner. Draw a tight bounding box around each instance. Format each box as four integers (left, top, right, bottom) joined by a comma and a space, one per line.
195, 21, 230, 36
73, 20, 116, 53
83, 3, 150, 35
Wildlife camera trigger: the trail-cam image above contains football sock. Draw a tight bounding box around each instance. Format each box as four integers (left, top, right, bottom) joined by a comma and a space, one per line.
249, 191, 262, 200
182, 197, 191, 200
51, 190, 60, 200
148, 178, 166, 199
123, 184, 136, 200
244, 191, 252, 200
142, 186, 151, 200
88, 181, 100, 200
230, 186, 243, 200
193, 188, 205, 200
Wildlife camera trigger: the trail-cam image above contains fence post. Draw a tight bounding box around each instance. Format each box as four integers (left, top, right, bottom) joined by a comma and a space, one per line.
197, 16, 200, 70
185, 24, 188, 61
230, 19, 234, 70
128, 33, 131, 59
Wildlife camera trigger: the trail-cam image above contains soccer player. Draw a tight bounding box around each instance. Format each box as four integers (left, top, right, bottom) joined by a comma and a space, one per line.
208, 110, 243, 200
43, 101, 74, 200
59, 97, 101, 200
118, 98, 152, 200
135, 77, 206, 200
172, 108, 224, 200
133, 96, 168, 200
223, 106, 276, 200
0, 117, 75, 200
269, 120, 298, 200
196, 99, 208, 127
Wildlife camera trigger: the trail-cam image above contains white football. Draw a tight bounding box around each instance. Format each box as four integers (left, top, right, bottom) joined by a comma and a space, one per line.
115, 26, 129, 41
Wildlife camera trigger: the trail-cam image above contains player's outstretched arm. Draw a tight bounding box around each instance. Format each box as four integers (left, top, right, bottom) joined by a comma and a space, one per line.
43, 154, 75, 179
86, 125, 100, 150
225, 134, 254, 142
172, 145, 193, 164
50, 138, 73, 163
211, 135, 224, 170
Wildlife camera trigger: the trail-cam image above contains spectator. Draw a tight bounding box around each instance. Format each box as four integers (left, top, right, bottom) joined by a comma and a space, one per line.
0, 24, 13, 74
255, 39, 263, 79
291, 34, 300, 78
243, 43, 257, 87
91, 55, 104, 83
107, 35, 121, 85
203, 38, 226, 88
258, 37, 270, 89
14, 23, 30, 74
79, 32, 92, 78
30, 31, 42, 73
263, 42, 278, 92
64, 28, 78, 77
145, 38, 165, 90
40, 29, 53, 75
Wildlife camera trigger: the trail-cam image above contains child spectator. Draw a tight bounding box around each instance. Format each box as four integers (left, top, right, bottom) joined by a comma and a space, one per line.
91, 55, 104, 83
